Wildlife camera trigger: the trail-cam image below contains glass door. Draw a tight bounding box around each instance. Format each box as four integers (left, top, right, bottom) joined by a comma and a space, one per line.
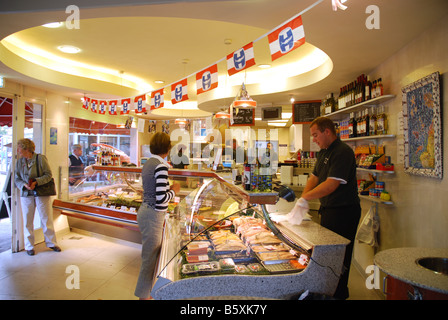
24, 102, 43, 153
24, 102, 45, 236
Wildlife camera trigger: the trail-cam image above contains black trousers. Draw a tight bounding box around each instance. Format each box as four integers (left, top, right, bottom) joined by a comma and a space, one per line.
319, 204, 361, 300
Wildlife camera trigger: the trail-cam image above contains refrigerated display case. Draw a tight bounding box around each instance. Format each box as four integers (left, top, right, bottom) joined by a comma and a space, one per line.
54, 166, 349, 299
150, 170, 350, 300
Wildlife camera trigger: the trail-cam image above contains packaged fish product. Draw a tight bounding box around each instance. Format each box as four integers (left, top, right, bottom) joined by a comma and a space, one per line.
181, 261, 220, 275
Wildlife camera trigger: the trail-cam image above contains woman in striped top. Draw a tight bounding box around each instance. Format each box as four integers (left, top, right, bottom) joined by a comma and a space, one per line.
134, 132, 180, 299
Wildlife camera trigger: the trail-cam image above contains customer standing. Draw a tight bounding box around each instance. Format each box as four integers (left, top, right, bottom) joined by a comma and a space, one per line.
134, 132, 180, 299
68, 143, 84, 185
14, 138, 61, 256
301, 117, 360, 300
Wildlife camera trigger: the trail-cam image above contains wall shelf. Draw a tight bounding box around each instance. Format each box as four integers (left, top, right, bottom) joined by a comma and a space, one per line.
356, 167, 395, 174
359, 195, 393, 205
326, 95, 396, 120
342, 134, 395, 142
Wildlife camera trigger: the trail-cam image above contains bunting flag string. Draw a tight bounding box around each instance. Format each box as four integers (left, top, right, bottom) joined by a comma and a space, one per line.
268, 15, 305, 61
109, 100, 118, 115
226, 42, 256, 76
134, 94, 147, 113
81, 0, 324, 116
196, 64, 218, 95
171, 78, 189, 104
150, 88, 165, 110
120, 98, 131, 115
98, 100, 107, 114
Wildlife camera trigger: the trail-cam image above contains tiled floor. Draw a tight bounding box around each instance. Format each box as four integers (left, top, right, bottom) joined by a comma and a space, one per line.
0, 230, 382, 300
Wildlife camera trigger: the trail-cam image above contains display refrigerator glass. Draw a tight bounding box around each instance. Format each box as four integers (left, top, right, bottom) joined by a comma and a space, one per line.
154, 170, 312, 290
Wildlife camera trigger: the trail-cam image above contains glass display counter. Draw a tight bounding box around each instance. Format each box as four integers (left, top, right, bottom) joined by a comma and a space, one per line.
150, 169, 351, 300
54, 165, 350, 299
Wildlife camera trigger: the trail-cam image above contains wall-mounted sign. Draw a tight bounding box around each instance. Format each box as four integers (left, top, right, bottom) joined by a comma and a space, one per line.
292, 100, 321, 124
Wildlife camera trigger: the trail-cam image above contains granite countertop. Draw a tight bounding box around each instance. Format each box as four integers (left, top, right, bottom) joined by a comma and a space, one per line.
374, 247, 448, 294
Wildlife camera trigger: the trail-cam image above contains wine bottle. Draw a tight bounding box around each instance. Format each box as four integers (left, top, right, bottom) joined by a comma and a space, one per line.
376, 78, 384, 97
369, 107, 377, 136
365, 76, 372, 101
348, 112, 356, 138
364, 108, 370, 136
372, 80, 377, 99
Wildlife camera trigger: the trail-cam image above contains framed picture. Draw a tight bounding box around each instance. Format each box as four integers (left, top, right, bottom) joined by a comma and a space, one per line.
402, 71, 442, 179
50, 127, 57, 145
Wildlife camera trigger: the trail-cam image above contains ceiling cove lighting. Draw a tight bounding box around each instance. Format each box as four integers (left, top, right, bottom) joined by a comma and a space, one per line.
42, 22, 64, 28
57, 45, 81, 54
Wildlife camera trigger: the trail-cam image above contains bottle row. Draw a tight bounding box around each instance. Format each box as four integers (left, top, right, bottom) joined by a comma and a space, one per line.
336, 105, 388, 140
96, 150, 121, 166
296, 150, 318, 168
337, 74, 384, 110
321, 74, 385, 115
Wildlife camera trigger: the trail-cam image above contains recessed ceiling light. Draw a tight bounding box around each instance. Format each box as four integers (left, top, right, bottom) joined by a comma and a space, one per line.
57, 45, 81, 54
155, 80, 165, 84
268, 122, 287, 127
258, 64, 271, 69
42, 22, 64, 28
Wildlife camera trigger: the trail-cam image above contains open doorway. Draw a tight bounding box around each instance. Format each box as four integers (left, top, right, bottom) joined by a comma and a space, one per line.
0, 96, 13, 253
0, 96, 42, 253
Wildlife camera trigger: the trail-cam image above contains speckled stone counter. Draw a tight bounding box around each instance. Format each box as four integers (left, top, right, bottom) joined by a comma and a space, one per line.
151, 218, 350, 300
374, 247, 448, 294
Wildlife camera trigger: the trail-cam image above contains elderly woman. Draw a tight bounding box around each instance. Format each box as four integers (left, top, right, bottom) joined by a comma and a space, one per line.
134, 132, 180, 299
14, 138, 61, 256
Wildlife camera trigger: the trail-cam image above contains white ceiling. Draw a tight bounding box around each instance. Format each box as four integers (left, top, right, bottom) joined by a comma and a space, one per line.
1, 0, 448, 123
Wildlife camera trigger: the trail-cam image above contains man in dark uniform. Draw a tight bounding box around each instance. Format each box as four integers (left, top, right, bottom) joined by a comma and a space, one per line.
69, 144, 84, 186
301, 117, 361, 300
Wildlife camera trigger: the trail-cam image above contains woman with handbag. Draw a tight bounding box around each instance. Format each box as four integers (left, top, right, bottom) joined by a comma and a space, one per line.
14, 138, 61, 256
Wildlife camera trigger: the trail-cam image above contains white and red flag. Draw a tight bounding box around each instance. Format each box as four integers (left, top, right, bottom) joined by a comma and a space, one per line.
134, 94, 147, 113
227, 42, 256, 76
171, 78, 188, 104
98, 100, 107, 115
196, 64, 218, 95
82, 97, 90, 110
109, 100, 118, 115
268, 15, 305, 61
150, 89, 164, 110
120, 98, 131, 115
90, 99, 98, 113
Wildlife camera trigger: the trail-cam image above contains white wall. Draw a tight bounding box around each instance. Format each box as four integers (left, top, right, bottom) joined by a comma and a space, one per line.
353, 14, 448, 274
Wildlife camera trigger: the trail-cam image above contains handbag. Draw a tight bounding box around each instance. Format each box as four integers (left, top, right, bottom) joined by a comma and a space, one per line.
33, 154, 57, 197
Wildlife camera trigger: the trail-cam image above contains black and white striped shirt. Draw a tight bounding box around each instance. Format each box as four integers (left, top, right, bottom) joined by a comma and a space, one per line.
142, 155, 175, 212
